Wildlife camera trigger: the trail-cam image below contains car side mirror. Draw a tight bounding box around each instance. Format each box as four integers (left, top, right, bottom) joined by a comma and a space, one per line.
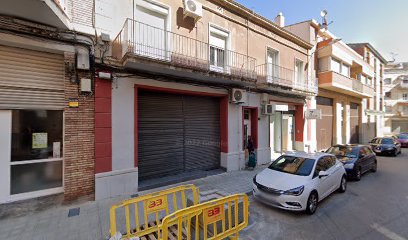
319, 171, 329, 178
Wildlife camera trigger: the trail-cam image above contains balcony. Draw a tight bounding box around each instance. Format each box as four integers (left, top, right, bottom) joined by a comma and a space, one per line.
318, 71, 374, 98
255, 63, 318, 94
112, 19, 257, 82
400, 80, 408, 88
0, 0, 70, 29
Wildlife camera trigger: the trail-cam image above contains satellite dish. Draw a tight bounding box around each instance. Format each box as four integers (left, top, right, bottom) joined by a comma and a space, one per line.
320, 10, 328, 17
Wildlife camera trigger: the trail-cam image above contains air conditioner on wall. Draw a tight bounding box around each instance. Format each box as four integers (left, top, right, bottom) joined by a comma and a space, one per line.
231, 88, 247, 104
183, 0, 203, 20
261, 104, 274, 115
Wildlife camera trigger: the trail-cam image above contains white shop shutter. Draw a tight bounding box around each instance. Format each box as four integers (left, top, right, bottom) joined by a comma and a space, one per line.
0, 45, 65, 110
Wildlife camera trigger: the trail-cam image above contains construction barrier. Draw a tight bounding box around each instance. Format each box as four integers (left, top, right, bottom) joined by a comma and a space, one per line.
160, 194, 249, 240
110, 184, 200, 239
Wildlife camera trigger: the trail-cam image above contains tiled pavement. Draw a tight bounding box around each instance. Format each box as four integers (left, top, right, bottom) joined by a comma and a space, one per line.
0, 165, 267, 240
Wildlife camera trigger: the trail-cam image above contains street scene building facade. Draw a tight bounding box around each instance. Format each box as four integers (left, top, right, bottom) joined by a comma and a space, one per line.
286, 21, 386, 151
0, 0, 394, 204
383, 62, 408, 133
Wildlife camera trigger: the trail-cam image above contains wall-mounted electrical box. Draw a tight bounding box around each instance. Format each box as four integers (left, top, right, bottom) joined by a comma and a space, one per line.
76, 48, 90, 70
80, 78, 92, 92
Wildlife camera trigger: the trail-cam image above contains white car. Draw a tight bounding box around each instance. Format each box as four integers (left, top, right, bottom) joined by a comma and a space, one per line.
253, 152, 347, 214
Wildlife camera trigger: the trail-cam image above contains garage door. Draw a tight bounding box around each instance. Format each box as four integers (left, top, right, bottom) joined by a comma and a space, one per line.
392, 120, 408, 133
316, 97, 333, 151
350, 102, 360, 144
138, 90, 220, 180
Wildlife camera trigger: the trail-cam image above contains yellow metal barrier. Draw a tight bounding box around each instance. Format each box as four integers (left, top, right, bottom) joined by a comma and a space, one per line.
110, 184, 200, 239
160, 194, 249, 240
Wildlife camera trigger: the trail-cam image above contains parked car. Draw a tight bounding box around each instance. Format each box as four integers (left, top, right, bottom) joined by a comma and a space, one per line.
253, 152, 347, 215
326, 145, 377, 180
369, 137, 402, 156
397, 134, 408, 148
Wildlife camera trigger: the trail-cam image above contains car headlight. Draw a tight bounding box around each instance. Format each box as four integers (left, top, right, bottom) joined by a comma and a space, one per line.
344, 163, 355, 169
283, 186, 304, 196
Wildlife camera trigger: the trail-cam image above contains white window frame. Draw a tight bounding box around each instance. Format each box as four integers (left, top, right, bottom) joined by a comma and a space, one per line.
265, 46, 280, 84
134, 0, 171, 60
208, 24, 230, 73
0, 110, 65, 204
294, 58, 304, 88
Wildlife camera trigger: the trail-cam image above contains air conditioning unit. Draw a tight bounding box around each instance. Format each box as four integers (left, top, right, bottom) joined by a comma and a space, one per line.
261, 104, 274, 115
183, 0, 203, 20
231, 88, 247, 104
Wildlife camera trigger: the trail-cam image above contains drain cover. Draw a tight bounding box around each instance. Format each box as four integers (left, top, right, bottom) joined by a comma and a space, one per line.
130, 193, 139, 198
68, 207, 80, 217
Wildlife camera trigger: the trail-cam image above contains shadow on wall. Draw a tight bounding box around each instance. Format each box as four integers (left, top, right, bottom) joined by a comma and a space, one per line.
177, 7, 195, 32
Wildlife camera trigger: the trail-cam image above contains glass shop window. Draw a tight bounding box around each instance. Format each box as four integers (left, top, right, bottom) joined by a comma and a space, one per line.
11, 110, 63, 162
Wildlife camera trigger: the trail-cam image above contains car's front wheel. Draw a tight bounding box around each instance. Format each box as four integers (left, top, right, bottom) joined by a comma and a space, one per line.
355, 167, 362, 181
338, 175, 347, 193
392, 149, 397, 157
306, 191, 318, 215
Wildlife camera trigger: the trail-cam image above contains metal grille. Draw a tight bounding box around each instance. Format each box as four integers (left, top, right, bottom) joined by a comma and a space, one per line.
138, 91, 220, 180
0, 45, 64, 110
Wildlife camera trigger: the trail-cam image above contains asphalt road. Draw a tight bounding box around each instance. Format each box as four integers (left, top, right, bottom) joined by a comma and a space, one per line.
241, 149, 408, 240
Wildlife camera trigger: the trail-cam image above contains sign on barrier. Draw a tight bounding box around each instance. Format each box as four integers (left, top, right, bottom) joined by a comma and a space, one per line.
110, 184, 199, 239
160, 194, 249, 240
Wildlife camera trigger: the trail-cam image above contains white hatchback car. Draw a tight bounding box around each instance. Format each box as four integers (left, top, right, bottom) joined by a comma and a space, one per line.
253, 152, 347, 214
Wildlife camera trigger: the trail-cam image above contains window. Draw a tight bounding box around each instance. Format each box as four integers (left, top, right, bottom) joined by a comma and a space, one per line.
268, 156, 315, 176
10, 110, 63, 195
384, 78, 391, 85
266, 48, 280, 82
385, 92, 391, 99
403, 93, 408, 100
385, 106, 392, 113
326, 146, 358, 158
381, 138, 394, 144
341, 64, 350, 77
314, 156, 333, 178
295, 59, 304, 86
331, 58, 341, 73
209, 26, 229, 72
134, 2, 169, 59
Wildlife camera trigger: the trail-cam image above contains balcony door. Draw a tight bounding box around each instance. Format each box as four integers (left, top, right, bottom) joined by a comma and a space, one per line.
209, 26, 229, 73
295, 59, 304, 89
134, 2, 169, 60
266, 48, 279, 83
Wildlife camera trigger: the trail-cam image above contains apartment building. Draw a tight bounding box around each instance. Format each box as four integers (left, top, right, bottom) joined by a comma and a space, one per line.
286, 20, 380, 151
93, 0, 319, 199
0, 0, 318, 202
347, 43, 387, 139
0, 0, 95, 203
383, 62, 408, 133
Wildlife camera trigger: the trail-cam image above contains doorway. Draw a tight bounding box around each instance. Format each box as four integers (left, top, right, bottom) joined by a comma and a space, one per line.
282, 114, 295, 152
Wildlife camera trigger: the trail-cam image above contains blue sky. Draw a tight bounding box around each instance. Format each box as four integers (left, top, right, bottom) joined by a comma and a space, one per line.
236, 0, 408, 62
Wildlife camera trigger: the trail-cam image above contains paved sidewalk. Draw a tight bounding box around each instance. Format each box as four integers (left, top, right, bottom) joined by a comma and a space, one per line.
0, 165, 266, 240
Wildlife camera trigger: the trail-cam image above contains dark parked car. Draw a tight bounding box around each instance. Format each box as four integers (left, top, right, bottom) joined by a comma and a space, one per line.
369, 137, 401, 156
326, 145, 377, 180
397, 134, 408, 148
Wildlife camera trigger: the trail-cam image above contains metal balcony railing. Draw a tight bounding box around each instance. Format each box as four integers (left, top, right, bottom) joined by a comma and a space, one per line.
112, 19, 257, 79
255, 63, 318, 94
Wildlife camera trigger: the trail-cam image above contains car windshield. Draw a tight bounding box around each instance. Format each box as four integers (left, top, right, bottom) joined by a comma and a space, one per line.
326, 146, 358, 158
268, 156, 315, 176
398, 135, 408, 139
381, 138, 394, 144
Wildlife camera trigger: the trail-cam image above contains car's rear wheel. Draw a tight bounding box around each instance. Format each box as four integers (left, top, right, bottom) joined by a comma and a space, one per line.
338, 175, 347, 193
355, 167, 362, 181
306, 191, 318, 215
371, 161, 377, 172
